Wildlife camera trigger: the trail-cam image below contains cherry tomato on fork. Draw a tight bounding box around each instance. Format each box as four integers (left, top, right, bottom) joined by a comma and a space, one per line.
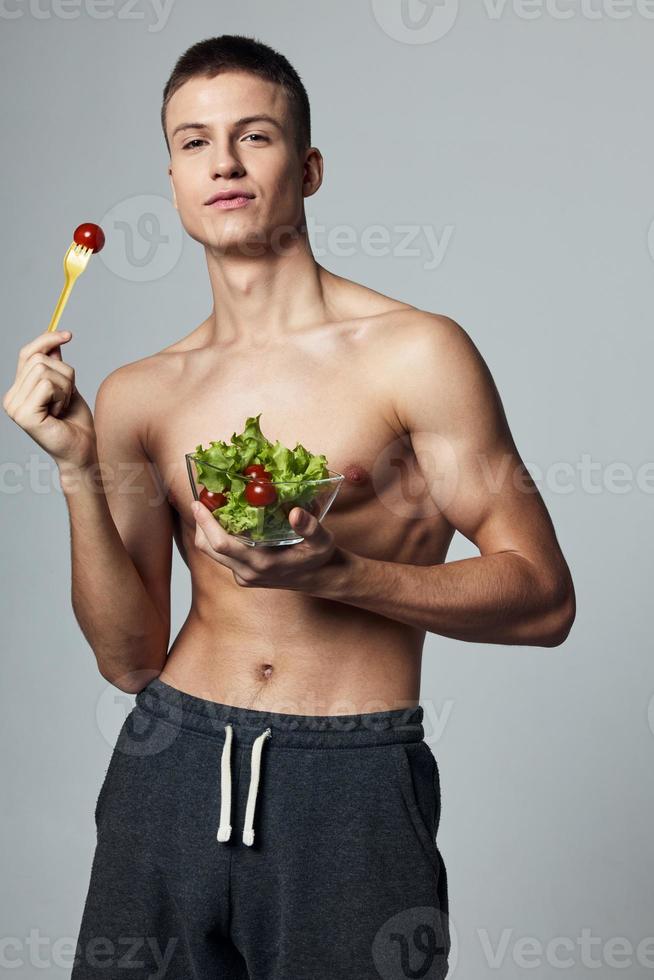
73, 223, 105, 252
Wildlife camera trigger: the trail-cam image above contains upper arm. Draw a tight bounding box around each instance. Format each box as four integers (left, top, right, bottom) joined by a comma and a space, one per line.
393, 313, 574, 602
93, 364, 173, 638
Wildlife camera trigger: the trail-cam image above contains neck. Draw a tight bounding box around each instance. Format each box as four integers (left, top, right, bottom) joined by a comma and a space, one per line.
203, 225, 335, 351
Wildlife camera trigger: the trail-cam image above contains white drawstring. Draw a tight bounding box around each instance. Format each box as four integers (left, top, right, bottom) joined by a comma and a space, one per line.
216, 724, 234, 842
242, 728, 272, 846
216, 724, 272, 846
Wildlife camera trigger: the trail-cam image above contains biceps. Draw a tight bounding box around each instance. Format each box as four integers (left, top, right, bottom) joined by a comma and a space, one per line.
412, 428, 555, 560
394, 313, 564, 567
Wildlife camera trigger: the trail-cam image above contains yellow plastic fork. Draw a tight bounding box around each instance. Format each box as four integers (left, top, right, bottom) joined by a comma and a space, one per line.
46, 242, 93, 332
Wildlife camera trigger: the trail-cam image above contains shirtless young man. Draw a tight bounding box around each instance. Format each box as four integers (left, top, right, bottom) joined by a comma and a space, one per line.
4, 34, 575, 980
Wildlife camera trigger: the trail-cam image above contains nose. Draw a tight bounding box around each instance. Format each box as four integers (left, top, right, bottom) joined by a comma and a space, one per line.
210, 140, 246, 181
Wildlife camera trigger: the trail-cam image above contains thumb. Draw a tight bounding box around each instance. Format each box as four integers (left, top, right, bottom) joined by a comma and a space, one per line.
192, 500, 207, 521
290, 506, 318, 535
48, 330, 72, 361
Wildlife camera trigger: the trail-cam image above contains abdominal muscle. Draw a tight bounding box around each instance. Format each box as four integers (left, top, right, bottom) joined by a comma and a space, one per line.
157, 537, 424, 716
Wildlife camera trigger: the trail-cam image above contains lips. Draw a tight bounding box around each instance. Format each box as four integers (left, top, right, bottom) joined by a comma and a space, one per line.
205, 191, 255, 206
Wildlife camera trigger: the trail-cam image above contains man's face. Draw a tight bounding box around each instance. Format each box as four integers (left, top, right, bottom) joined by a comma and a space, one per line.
166, 71, 316, 256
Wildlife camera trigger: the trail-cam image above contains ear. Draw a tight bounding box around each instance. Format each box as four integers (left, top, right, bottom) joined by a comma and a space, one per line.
168, 166, 178, 210
302, 147, 323, 199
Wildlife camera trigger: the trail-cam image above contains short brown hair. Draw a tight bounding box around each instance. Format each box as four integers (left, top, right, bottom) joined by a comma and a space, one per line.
161, 34, 311, 156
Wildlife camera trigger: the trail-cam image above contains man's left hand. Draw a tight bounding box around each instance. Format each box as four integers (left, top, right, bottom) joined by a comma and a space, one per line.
191, 501, 341, 593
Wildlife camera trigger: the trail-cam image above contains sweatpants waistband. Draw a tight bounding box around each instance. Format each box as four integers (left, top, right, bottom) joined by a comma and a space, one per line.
136, 677, 425, 749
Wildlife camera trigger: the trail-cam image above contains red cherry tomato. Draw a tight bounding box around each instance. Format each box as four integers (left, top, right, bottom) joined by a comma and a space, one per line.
242, 464, 272, 480
73, 222, 105, 253
199, 487, 227, 510
244, 480, 277, 507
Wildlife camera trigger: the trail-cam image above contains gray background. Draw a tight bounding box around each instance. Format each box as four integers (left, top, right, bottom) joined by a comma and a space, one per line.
1, 1, 652, 977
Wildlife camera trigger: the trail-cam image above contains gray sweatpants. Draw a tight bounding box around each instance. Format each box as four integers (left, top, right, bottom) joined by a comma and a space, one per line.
72, 676, 450, 979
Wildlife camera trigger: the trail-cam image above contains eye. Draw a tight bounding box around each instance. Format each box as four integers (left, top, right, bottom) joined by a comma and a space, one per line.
243, 134, 269, 143
182, 139, 207, 150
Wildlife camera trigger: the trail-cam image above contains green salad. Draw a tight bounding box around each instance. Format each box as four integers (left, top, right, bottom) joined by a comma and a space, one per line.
192, 414, 329, 539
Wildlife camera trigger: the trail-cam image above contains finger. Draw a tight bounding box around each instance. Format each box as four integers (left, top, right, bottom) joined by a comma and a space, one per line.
5, 349, 72, 408
192, 505, 263, 579
191, 500, 250, 559
13, 376, 67, 429
14, 352, 74, 392
17, 330, 72, 374
288, 505, 325, 541
193, 515, 253, 576
11, 361, 71, 411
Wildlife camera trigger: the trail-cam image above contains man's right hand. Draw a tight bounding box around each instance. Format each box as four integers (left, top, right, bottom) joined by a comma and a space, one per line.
2, 329, 97, 471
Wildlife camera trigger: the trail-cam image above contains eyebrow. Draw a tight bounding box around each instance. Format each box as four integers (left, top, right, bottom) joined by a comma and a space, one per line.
171, 114, 284, 141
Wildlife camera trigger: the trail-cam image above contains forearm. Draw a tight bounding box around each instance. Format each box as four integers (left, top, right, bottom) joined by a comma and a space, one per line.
313, 549, 574, 647
58, 459, 168, 690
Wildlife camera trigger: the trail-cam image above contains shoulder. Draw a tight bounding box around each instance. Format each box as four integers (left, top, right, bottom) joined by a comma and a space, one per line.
383, 307, 478, 351
93, 349, 180, 454
376, 308, 503, 434
369, 307, 487, 379
95, 350, 165, 406
93, 317, 210, 438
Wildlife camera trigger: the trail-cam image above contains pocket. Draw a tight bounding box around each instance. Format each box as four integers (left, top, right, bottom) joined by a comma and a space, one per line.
93, 709, 135, 831
392, 741, 441, 874
94, 749, 118, 831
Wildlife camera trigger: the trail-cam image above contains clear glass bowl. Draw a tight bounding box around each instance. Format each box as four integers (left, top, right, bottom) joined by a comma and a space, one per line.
185, 453, 345, 547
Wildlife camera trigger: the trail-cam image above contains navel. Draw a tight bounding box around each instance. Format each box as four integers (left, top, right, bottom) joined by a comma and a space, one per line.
260, 663, 274, 680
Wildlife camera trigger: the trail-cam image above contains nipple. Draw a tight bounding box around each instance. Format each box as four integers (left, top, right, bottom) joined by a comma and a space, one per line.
343, 463, 370, 485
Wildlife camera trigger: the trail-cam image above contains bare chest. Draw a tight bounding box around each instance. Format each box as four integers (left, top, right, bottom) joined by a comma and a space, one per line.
145, 332, 451, 563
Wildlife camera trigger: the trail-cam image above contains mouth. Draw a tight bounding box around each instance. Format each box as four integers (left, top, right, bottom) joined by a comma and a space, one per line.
205, 191, 256, 210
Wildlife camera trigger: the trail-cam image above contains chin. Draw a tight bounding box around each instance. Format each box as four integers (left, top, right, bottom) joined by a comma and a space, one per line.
182, 219, 251, 253
194, 224, 288, 258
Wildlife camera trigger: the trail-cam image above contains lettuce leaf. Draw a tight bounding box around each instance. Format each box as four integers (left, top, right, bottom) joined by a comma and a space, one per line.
192, 414, 329, 539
